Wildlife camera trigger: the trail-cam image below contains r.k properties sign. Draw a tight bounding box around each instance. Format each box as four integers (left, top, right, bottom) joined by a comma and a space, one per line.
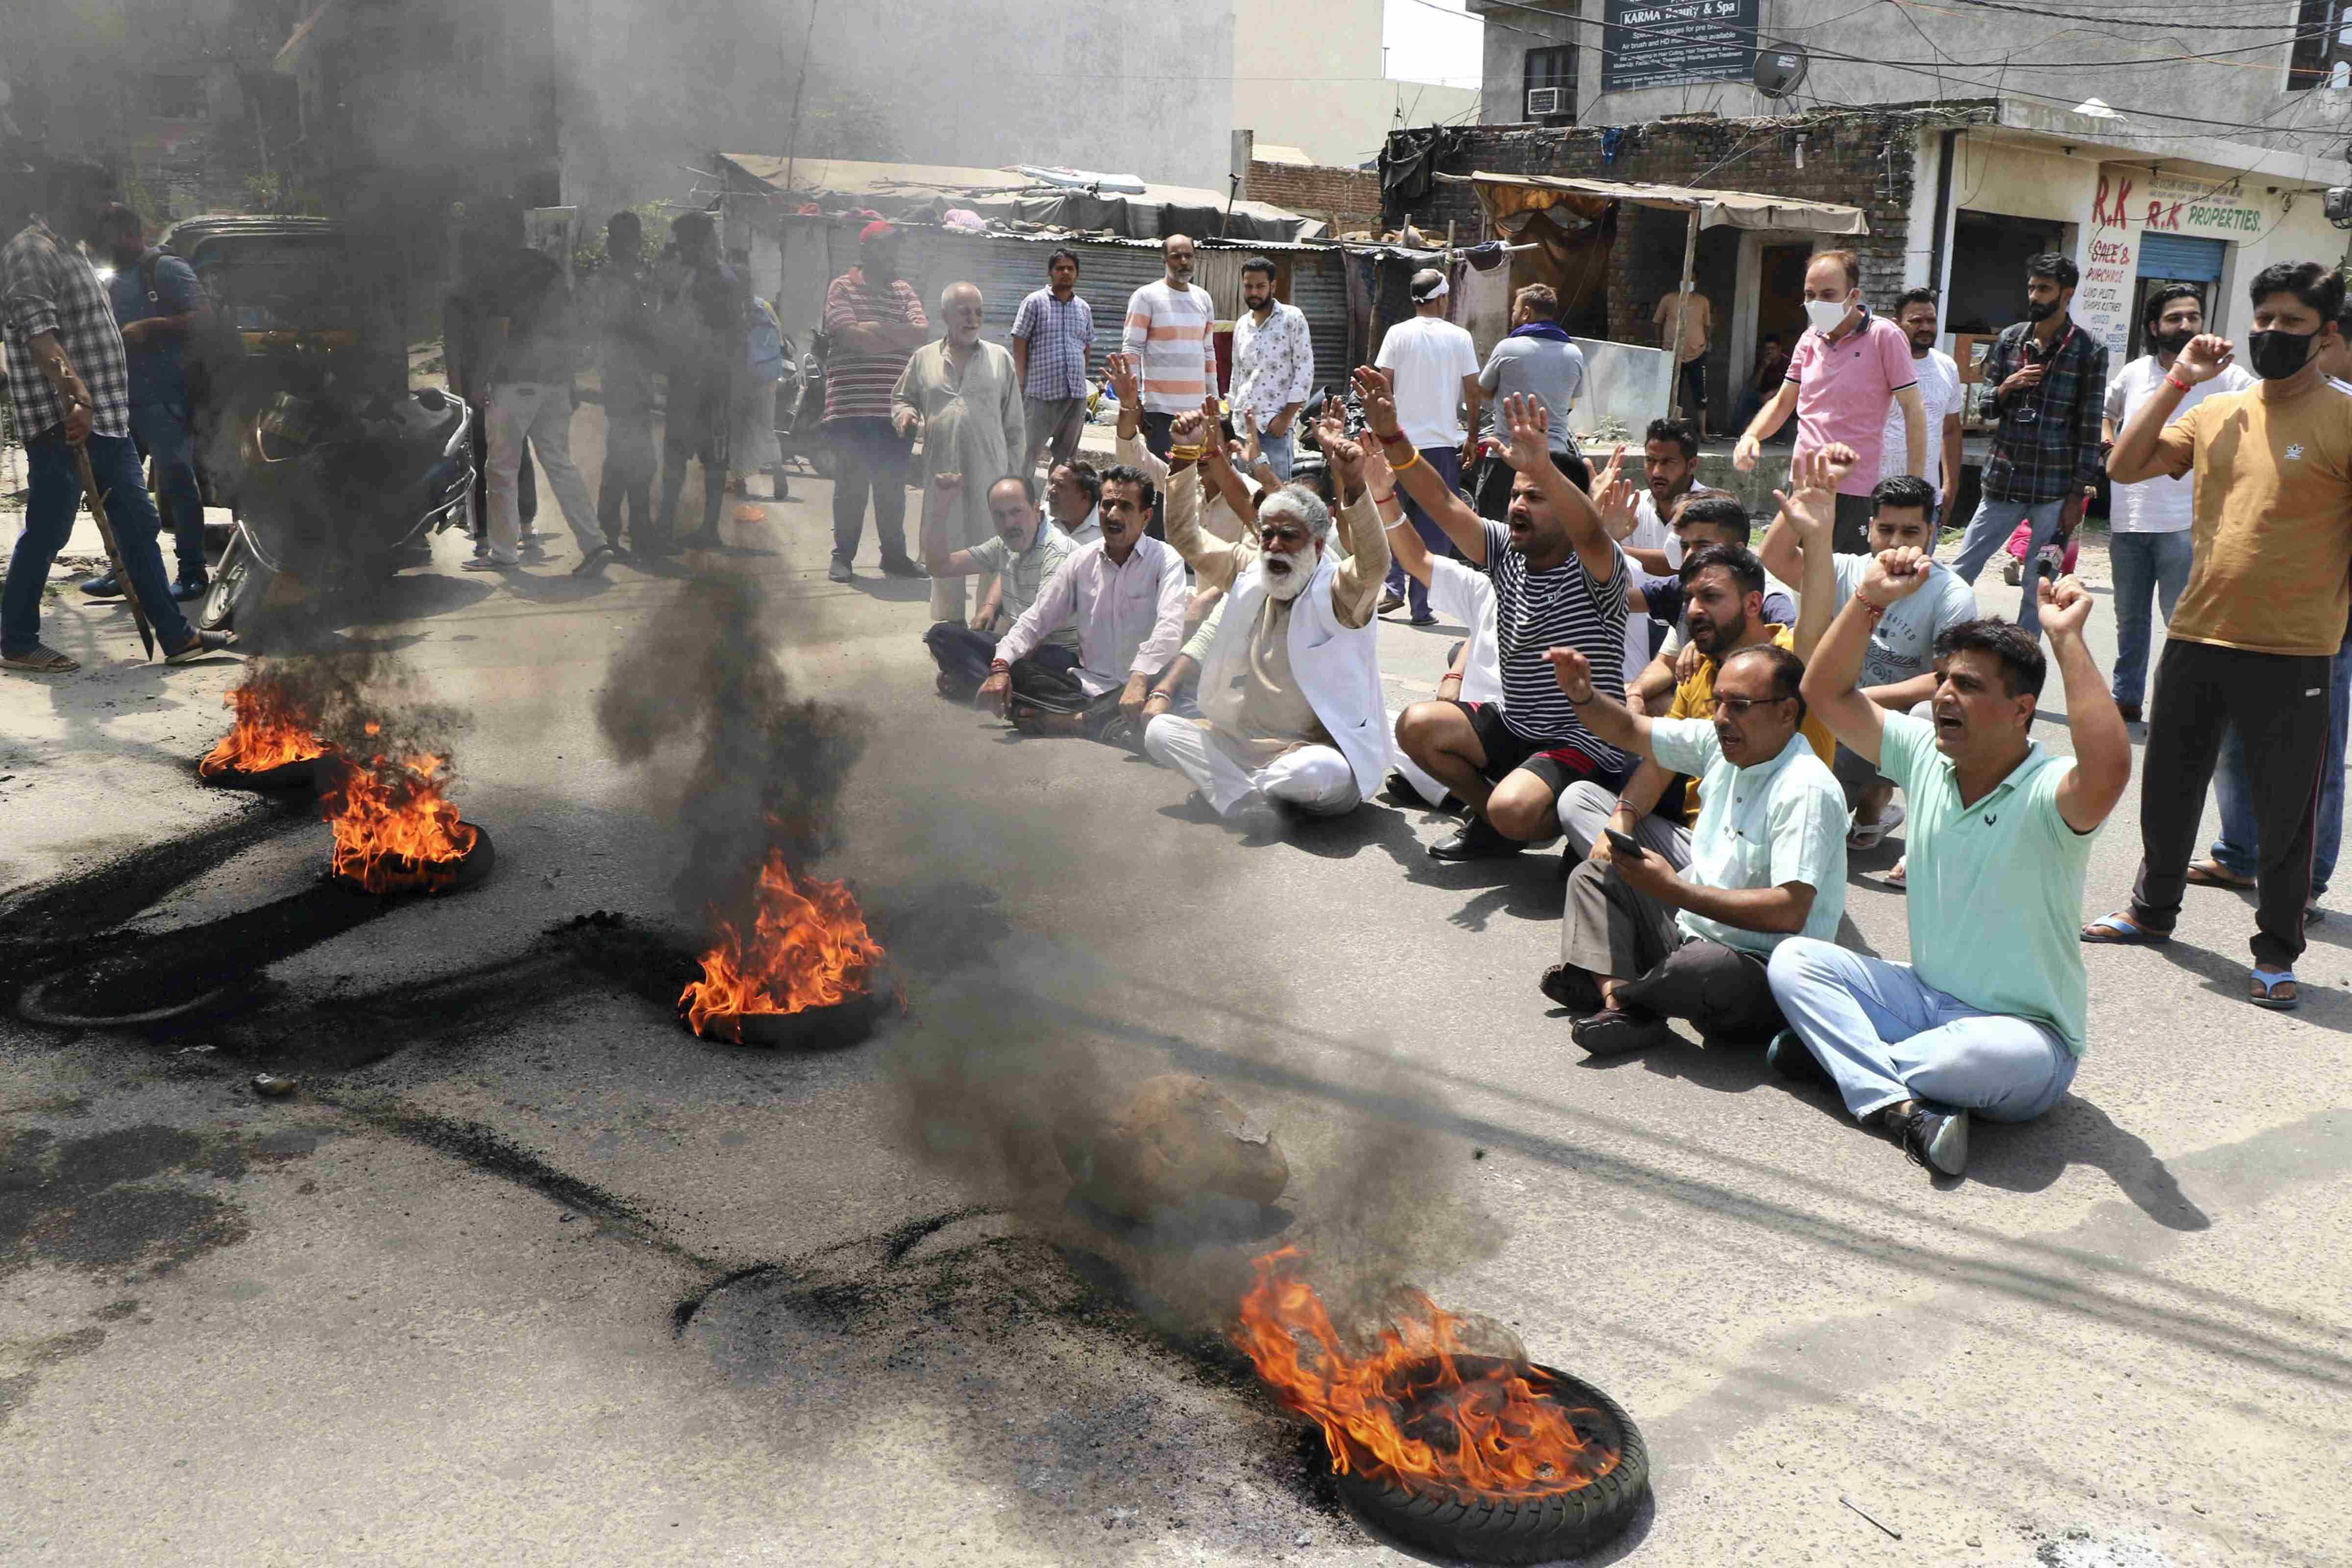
1603, 0, 1760, 93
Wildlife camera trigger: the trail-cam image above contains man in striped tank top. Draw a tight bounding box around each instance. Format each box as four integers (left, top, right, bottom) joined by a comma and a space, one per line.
1366, 368, 1638, 861
1120, 235, 1220, 461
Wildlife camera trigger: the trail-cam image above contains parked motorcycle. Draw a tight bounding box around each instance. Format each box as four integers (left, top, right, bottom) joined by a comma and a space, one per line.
772, 326, 832, 491
195, 373, 473, 634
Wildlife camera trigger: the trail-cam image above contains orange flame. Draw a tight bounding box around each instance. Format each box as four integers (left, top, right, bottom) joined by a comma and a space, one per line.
1234, 1248, 1618, 1498
197, 678, 329, 778
679, 850, 885, 1039
320, 746, 479, 893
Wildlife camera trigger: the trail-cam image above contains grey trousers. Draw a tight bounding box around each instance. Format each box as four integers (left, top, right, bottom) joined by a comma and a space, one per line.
1558, 858, 1787, 1041
1557, 779, 1693, 866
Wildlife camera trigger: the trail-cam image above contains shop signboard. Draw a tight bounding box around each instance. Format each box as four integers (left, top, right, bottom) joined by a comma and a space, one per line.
1603, 0, 1759, 92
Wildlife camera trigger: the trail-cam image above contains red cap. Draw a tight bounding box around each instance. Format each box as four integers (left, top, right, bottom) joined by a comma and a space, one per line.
859, 220, 896, 243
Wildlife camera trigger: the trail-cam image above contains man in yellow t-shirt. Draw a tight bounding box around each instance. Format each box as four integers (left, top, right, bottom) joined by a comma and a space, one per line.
2086, 260, 2352, 1009
1560, 541, 1829, 868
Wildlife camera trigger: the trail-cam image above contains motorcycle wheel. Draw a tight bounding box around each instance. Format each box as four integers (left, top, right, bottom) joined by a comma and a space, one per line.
196, 531, 264, 633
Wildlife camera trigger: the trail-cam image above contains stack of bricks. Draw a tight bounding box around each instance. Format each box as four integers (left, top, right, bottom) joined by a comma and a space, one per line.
1245, 160, 1385, 235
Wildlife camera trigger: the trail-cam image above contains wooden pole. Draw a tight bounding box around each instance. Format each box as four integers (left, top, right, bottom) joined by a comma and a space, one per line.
71, 443, 157, 660
1666, 205, 1699, 425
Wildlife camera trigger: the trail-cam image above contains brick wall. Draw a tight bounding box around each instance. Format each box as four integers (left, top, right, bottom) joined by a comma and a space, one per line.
1245, 160, 1384, 234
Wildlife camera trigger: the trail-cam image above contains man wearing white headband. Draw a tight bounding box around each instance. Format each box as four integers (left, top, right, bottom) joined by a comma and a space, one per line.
1140, 399, 1392, 832
1372, 267, 1482, 625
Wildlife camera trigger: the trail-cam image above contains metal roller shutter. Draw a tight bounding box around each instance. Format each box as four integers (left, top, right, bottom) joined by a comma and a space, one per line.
2135, 233, 2226, 283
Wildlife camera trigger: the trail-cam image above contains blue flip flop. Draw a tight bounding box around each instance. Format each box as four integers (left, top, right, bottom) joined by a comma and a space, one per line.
2081, 911, 2169, 945
2249, 968, 2301, 1010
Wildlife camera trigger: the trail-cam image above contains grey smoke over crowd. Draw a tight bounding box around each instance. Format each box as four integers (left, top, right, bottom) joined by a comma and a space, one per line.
594, 570, 866, 919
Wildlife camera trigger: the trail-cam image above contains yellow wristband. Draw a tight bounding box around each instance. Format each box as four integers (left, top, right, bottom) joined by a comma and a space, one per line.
1387, 448, 1423, 474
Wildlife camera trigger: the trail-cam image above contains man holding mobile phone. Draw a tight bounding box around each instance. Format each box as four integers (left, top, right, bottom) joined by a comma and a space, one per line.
1538, 640, 1849, 1057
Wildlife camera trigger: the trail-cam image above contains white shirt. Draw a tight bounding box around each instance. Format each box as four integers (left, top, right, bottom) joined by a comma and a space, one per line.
1877, 348, 1960, 495
1228, 301, 1314, 433
996, 535, 1189, 695
1374, 314, 1481, 450
1618, 500, 1674, 686
1424, 557, 1502, 704
2103, 354, 2257, 534
1051, 504, 1102, 545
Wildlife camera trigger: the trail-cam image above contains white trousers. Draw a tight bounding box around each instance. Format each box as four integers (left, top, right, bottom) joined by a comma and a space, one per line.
486, 382, 600, 561
1143, 713, 1360, 816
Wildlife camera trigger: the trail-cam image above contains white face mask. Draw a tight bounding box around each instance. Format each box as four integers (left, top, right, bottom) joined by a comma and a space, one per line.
1804, 297, 1851, 335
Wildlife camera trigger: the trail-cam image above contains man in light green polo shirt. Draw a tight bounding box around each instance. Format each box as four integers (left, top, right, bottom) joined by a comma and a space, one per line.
1768, 545, 2132, 1178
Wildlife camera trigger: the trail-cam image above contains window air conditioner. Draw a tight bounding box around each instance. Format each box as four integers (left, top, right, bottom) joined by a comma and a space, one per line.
1526, 86, 1565, 118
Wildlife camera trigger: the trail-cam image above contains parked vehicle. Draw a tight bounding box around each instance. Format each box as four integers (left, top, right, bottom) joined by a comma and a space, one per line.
773, 325, 833, 490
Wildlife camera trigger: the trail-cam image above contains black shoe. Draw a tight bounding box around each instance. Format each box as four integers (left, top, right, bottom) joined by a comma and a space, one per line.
1893, 1106, 1969, 1177
2116, 703, 2143, 724
1766, 1029, 1833, 1084
880, 555, 929, 579
1381, 769, 1429, 810
1428, 818, 1519, 860
1407, 615, 1440, 628
81, 571, 123, 599
172, 575, 209, 601
1569, 1008, 1673, 1057
570, 544, 615, 576
1377, 591, 1405, 615
1538, 964, 1603, 1014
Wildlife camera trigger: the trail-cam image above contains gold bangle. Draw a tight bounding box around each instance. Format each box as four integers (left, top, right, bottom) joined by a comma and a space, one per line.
1387, 448, 1422, 474
1169, 443, 1205, 462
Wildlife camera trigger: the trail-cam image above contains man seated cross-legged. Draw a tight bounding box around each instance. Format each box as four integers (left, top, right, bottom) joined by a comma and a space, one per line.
921, 471, 1078, 700
1767, 556, 2132, 1179
1538, 640, 1848, 1056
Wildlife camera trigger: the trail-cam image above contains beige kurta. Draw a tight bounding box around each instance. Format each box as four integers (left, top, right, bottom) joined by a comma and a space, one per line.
897, 338, 1025, 619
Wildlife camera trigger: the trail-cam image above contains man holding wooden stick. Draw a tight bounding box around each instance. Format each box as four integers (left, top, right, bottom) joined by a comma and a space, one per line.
1, 159, 232, 674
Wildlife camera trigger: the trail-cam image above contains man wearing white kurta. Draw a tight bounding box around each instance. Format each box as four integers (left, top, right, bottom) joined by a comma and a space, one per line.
1142, 407, 1391, 823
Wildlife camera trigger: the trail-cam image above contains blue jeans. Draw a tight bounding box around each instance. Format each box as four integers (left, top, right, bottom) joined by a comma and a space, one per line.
1950, 493, 2069, 636
2106, 529, 2193, 710
1259, 424, 1295, 482
1384, 445, 1463, 620
1765, 938, 2079, 1124
128, 400, 206, 583
2211, 634, 2352, 896
3, 428, 193, 658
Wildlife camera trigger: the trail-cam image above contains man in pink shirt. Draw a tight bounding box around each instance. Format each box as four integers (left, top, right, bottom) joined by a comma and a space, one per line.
1735, 250, 1925, 552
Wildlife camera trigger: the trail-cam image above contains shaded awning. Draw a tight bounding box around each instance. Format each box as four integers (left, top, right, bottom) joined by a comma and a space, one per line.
1441, 172, 1868, 236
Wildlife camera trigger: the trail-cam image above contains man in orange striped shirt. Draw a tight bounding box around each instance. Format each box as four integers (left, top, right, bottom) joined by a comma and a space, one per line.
1120, 234, 1220, 460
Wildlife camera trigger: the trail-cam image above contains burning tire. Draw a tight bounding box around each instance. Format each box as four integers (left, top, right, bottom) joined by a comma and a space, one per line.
195, 756, 318, 793
328, 822, 495, 895
1328, 1356, 1648, 1564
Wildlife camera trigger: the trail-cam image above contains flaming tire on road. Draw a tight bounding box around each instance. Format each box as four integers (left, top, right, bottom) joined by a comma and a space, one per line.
679, 850, 886, 1043
197, 676, 330, 791
320, 750, 491, 895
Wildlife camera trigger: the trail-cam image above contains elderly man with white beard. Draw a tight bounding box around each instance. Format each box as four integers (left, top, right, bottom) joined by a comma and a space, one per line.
1140, 400, 1391, 829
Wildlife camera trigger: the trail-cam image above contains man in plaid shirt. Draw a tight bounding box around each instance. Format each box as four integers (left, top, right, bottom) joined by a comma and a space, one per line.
1, 160, 228, 672
1949, 253, 2108, 637
1009, 248, 1093, 482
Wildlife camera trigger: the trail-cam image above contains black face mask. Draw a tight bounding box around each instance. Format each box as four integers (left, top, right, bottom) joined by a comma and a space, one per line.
2152, 328, 2195, 356
2247, 327, 2317, 380
2025, 296, 2061, 323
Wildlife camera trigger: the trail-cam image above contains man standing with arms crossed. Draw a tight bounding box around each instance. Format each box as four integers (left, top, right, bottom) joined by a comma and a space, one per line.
1226, 257, 1312, 483
823, 222, 930, 582
2083, 262, 2352, 1011
1009, 248, 1093, 483
1735, 250, 1924, 553
1120, 234, 1218, 461
1374, 269, 1482, 626
1948, 254, 2107, 637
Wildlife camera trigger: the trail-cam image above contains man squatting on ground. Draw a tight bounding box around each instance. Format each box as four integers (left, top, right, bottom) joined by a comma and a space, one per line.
1138, 400, 1390, 829
977, 465, 1187, 741
1768, 548, 2131, 1179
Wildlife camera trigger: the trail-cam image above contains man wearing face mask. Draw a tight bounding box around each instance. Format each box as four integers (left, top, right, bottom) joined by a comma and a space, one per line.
1948, 255, 2108, 637
2098, 286, 2253, 723
1735, 250, 1924, 553
2085, 261, 2352, 1013
894, 282, 1024, 624
1140, 402, 1390, 828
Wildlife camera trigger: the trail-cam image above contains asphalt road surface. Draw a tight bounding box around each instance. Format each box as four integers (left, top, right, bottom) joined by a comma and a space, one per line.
1, 458, 2345, 1568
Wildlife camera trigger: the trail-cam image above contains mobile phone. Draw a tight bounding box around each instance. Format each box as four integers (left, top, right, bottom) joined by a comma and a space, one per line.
1604, 827, 1644, 860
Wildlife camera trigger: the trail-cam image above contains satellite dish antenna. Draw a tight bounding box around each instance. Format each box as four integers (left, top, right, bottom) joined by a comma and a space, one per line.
1755, 42, 1809, 100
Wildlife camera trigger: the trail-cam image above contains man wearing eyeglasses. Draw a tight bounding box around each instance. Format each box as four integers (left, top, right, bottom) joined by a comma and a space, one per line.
1538, 623, 1847, 1059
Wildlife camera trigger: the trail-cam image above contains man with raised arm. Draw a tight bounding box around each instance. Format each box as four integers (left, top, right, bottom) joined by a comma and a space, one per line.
1767, 557, 2131, 1180
1138, 402, 1390, 829
1369, 368, 1638, 860
1539, 636, 1846, 1057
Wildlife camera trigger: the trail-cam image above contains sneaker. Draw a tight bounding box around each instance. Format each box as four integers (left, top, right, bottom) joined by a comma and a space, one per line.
80, 571, 123, 599
1765, 1029, 1833, 1085
1429, 817, 1519, 861
828, 556, 853, 583
172, 575, 209, 602
879, 555, 929, 579
164, 628, 238, 664
1894, 1106, 1969, 1177
1569, 1008, 1673, 1057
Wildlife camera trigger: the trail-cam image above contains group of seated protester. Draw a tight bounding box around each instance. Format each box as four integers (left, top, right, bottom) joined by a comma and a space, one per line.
915, 371, 2130, 1182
